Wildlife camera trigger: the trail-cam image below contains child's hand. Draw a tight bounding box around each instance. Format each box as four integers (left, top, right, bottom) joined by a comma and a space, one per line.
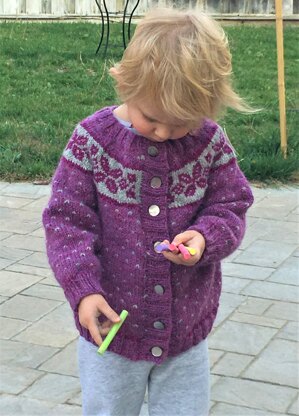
78, 294, 121, 346
162, 230, 206, 266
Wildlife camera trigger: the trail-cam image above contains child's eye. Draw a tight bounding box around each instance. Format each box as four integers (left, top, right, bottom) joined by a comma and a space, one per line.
145, 115, 155, 122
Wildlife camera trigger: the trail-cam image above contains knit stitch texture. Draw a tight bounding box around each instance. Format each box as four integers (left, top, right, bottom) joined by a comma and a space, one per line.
43, 106, 254, 363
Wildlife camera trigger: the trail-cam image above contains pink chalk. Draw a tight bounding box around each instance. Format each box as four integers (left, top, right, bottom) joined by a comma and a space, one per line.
168, 243, 178, 252
178, 244, 191, 260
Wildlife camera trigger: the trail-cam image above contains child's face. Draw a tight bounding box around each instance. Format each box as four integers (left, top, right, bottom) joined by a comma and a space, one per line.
126, 100, 190, 142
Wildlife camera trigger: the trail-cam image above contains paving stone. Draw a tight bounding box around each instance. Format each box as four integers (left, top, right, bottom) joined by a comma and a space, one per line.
0, 339, 59, 368
212, 352, 253, 377
211, 376, 297, 413
293, 248, 299, 257
222, 262, 274, 280
0, 295, 8, 304
288, 395, 299, 415
248, 193, 298, 220
67, 392, 82, 406
230, 311, 286, 328
0, 294, 61, 322
14, 303, 78, 348
0, 270, 42, 297
6, 263, 53, 279
50, 403, 82, 415
220, 292, 247, 308
0, 365, 43, 394
23, 373, 81, 404
0, 231, 11, 241
244, 339, 299, 388
238, 297, 273, 315
0, 257, 16, 270
251, 186, 269, 200
242, 280, 299, 303
265, 301, 299, 321
2, 234, 46, 253
246, 216, 259, 226
140, 402, 148, 416
209, 349, 225, 368
210, 374, 221, 387
210, 402, 286, 415
19, 252, 50, 268
0, 207, 41, 234
209, 321, 277, 355
40, 276, 59, 286
30, 227, 45, 238
262, 225, 299, 245
214, 293, 247, 327
0, 316, 30, 339
0, 245, 33, 261
21, 283, 65, 302
248, 206, 292, 220
277, 321, 299, 342
242, 218, 299, 247
268, 257, 299, 286
223, 249, 242, 262
0, 182, 9, 191
286, 214, 299, 223
40, 340, 79, 377
0, 394, 55, 415
0, 196, 34, 209
2, 182, 50, 199
213, 303, 236, 328
222, 276, 251, 294
234, 240, 298, 268
21, 196, 49, 212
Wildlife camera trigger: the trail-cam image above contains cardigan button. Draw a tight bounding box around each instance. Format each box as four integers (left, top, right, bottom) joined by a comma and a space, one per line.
150, 177, 162, 188
148, 146, 159, 157
148, 205, 160, 216
151, 346, 163, 357
153, 321, 165, 330
154, 285, 165, 295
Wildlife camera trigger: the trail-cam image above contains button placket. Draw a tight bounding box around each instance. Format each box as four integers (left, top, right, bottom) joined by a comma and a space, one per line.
148, 146, 159, 157
148, 205, 160, 217
153, 321, 165, 330
142, 142, 171, 361
150, 177, 162, 188
151, 346, 163, 357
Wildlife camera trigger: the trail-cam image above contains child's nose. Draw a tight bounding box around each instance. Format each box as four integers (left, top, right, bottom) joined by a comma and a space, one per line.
155, 125, 171, 140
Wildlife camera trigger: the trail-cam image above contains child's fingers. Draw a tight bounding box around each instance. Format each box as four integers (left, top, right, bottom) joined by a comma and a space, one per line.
99, 319, 114, 335
97, 298, 121, 324
171, 230, 196, 246
162, 250, 198, 266
88, 320, 103, 346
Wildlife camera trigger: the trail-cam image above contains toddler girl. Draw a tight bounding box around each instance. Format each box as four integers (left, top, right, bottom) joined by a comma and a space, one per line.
43, 8, 254, 416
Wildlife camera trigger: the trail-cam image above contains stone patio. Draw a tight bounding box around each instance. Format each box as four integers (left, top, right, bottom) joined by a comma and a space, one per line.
0, 181, 298, 415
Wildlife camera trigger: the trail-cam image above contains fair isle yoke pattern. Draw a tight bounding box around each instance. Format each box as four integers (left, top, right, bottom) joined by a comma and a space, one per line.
43, 107, 254, 364
63, 124, 143, 205
63, 123, 235, 208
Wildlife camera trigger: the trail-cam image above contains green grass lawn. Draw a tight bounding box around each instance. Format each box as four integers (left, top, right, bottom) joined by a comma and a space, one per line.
0, 21, 298, 182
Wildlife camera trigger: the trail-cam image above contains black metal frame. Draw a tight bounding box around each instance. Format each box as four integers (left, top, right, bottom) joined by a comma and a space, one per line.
95, 0, 141, 56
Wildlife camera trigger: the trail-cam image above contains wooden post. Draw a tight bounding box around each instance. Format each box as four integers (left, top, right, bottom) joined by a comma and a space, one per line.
275, 0, 287, 158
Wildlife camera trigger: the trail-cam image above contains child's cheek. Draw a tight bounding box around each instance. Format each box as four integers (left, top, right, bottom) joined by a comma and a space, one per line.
134, 121, 151, 137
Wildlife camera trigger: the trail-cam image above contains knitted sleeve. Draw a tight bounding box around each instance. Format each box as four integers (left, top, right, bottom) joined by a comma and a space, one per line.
43, 133, 104, 312
188, 132, 254, 265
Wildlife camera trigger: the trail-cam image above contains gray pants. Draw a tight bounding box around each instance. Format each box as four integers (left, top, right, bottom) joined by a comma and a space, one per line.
78, 336, 210, 416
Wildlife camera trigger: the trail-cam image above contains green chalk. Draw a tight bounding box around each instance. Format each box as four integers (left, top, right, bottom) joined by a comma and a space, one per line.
97, 310, 129, 355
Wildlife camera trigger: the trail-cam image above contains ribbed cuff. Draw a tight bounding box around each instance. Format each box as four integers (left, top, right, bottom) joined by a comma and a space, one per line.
188, 217, 237, 265
64, 272, 105, 312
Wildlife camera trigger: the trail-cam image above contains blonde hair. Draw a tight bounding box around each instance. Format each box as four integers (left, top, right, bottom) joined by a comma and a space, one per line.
110, 8, 252, 126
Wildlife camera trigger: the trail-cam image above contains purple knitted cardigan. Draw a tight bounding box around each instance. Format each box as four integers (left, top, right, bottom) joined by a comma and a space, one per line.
43, 106, 253, 363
